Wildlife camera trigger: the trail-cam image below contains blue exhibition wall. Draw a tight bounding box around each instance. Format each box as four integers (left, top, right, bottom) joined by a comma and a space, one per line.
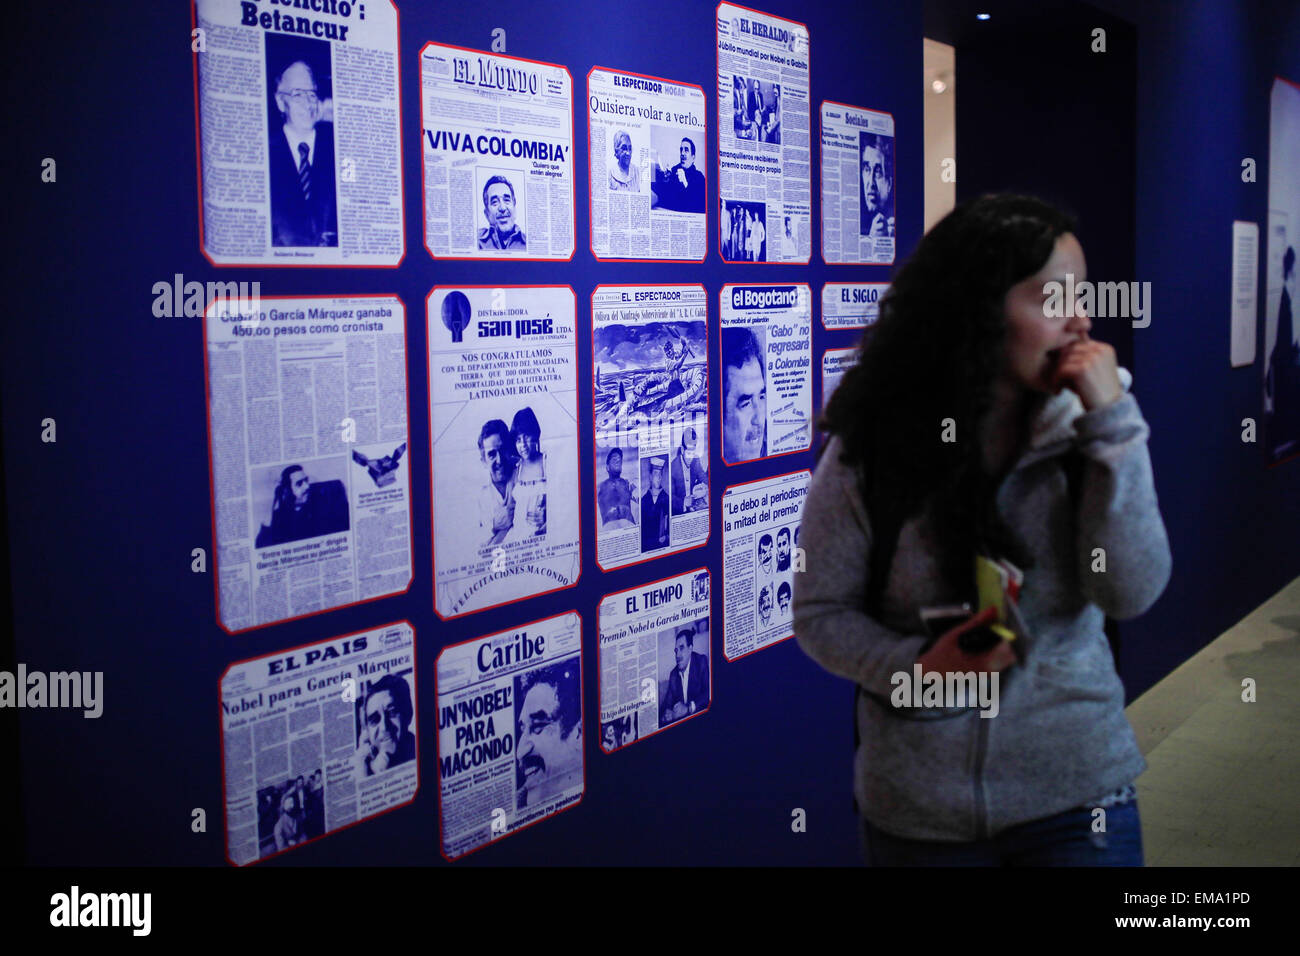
1, 0, 922, 865
1101, 0, 1300, 696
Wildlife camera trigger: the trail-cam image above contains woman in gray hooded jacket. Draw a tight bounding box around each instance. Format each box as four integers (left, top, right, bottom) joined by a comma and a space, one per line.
794, 194, 1171, 865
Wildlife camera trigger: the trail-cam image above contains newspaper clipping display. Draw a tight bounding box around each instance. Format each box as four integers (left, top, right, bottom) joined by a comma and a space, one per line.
429, 287, 579, 617
822, 347, 858, 411
437, 612, 583, 860
716, 4, 811, 263
588, 69, 707, 260
822, 281, 888, 330
598, 569, 712, 752
222, 621, 417, 865
193, 0, 404, 266
723, 471, 810, 660
820, 102, 895, 264
720, 285, 813, 463
206, 295, 412, 633
421, 44, 575, 259
593, 286, 709, 570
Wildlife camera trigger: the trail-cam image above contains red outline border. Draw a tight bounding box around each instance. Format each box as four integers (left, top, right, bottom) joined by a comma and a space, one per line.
714, 2, 811, 265
219, 619, 419, 866
819, 280, 889, 331
190, 1, 407, 269
203, 293, 415, 635
418, 42, 577, 263
426, 285, 582, 619
718, 283, 814, 465
586, 66, 709, 263
434, 610, 584, 862
595, 567, 713, 754
591, 284, 710, 572
720, 469, 811, 662
818, 99, 897, 267
819, 345, 857, 412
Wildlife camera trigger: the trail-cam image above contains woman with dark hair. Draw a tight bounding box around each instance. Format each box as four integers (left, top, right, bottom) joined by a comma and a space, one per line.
511, 406, 547, 536
794, 194, 1171, 866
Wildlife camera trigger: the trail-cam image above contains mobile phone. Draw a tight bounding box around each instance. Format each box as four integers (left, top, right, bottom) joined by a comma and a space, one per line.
920, 604, 973, 640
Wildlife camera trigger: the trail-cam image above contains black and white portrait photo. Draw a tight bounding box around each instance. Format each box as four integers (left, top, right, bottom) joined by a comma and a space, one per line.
253, 458, 349, 549
353, 672, 417, 778
639, 455, 670, 553
476, 170, 527, 252
476, 406, 549, 547
650, 126, 706, 213
608, 129, 643, 192
859, 131, 895, 240
266, 34, 338, 248
515, 659, 583, 809
596, 440, 639, 530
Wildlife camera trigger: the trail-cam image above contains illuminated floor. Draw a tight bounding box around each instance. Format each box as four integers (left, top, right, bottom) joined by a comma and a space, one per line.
1128, 576, 1300, 866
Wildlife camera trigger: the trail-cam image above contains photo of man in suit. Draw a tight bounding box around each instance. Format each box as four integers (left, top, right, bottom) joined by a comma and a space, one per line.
269, 58, 338, 247
670, 427, 707, 515
640, 456, 670, 553
660, 627, 709, 725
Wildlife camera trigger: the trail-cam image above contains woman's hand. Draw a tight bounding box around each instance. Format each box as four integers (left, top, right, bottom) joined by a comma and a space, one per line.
916, 606, 1016, 676
1049, 333, 1123, 411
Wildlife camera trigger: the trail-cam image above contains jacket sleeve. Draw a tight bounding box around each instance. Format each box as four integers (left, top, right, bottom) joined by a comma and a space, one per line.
1072, 391, 1172, 619
793, 439, 930, 697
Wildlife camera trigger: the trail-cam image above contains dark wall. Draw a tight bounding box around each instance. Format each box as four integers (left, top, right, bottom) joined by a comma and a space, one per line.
0, 1, 922, 865
931, 0, 1300, 699
947, 4, 1138, 371
1112, 0, 1300, 695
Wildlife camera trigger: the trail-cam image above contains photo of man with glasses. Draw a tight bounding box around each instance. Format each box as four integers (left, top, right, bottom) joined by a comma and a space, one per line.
515, 659, 583, 810
267, 40, 338, 247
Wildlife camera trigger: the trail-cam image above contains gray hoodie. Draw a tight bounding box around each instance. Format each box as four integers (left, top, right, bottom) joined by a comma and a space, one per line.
794, 367, 1172, 841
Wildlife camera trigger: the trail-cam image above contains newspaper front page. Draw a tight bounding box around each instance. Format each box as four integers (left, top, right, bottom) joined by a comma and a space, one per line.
437, 612, 583, 860
719, 284, 812, 463
820, 101, 895, 264
221, 621, 417, 865
421, 44, 575, 260
206, 295, 412, 633
593, 286, 709, 570
588, 68, 707, 261
821, 281, 888, 330
821, 347, 858, 411
193, 0, 404, 265
429, 286, 579, 617
598, 569, 712, 752
722, 470, 810, 660
716, 3, 811, 263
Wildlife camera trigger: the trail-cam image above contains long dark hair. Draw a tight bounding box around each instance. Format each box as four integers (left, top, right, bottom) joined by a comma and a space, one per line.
821, 193, 1076, 591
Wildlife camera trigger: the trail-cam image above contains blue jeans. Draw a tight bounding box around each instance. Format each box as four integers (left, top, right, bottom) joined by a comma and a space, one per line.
859, 800, 1144, 866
